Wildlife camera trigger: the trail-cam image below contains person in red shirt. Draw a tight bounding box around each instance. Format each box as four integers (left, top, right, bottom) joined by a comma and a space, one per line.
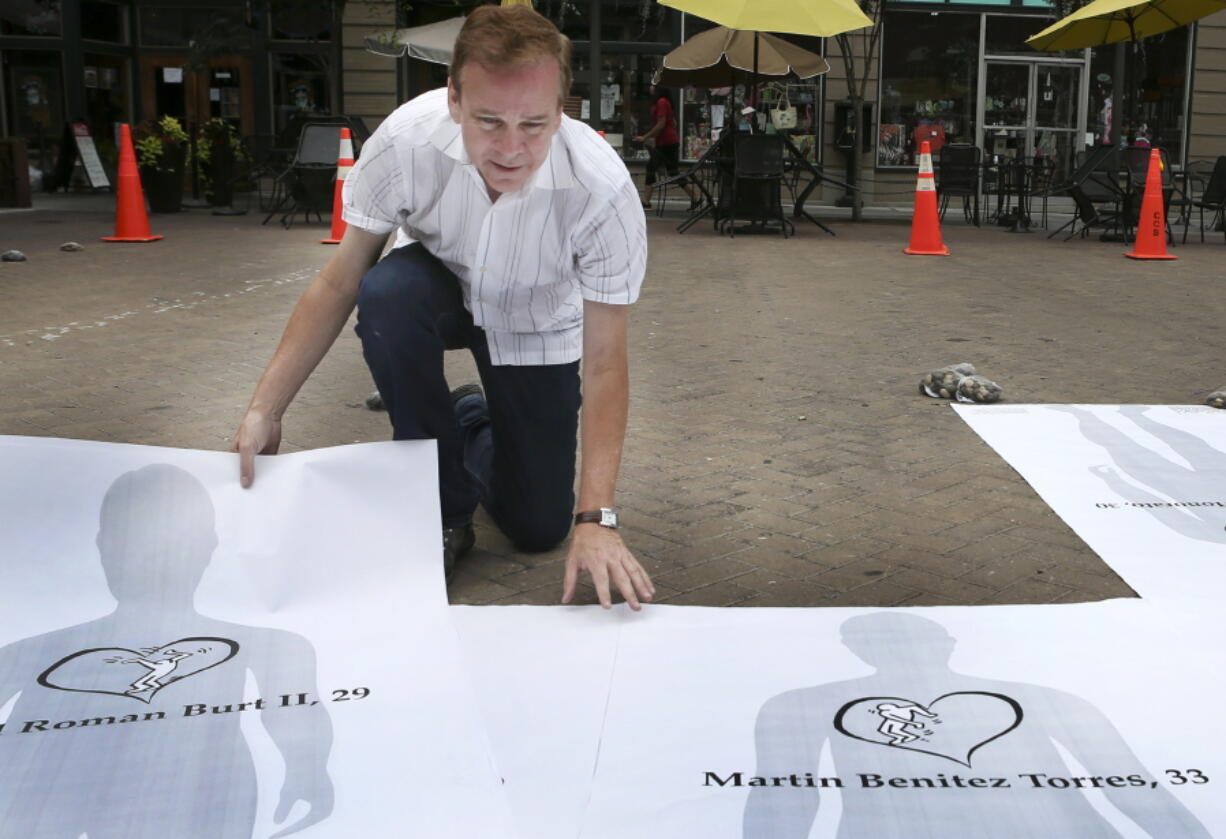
633, 85, 699, 210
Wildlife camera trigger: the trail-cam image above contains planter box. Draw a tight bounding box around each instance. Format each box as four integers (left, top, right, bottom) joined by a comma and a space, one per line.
139, 144, 185, 213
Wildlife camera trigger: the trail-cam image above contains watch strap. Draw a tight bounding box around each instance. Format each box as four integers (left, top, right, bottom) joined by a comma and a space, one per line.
574, 508, 618, 528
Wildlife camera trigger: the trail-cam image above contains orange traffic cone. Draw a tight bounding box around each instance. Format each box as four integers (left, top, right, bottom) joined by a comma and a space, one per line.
903, 141, 949, 256
321, 127, 355, 245
1125, 147, 1176, 261
101, 124, 163, 244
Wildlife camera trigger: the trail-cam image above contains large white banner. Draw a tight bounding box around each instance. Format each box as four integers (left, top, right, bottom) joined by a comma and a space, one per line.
581, 602, 1224, 838
954, 404, 1226, 599
453, 605, 624, 839
0, 437, 514, 838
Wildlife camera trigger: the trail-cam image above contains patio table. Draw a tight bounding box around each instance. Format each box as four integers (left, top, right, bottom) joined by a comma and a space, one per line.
982, 158, 1040, 233
671, 129, 855, 236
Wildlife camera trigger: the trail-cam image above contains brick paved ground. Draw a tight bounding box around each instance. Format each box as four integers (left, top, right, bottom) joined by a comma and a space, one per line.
2, 201, 1222, 608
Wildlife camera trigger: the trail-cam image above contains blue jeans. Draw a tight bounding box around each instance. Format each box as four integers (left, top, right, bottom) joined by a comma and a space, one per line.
354, 244, 580, 552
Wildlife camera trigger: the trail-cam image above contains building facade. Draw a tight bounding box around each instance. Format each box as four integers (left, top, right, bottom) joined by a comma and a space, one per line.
3, 0, 1224, 200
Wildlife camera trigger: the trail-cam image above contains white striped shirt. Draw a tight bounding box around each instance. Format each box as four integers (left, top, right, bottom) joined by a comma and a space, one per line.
342, 87, 647, 366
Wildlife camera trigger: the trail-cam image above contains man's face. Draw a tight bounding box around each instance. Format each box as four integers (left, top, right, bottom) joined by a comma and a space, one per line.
448, 59, 563, 198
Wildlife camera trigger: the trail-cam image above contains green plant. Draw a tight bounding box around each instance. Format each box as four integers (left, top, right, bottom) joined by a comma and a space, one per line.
134, 115, 190, 173
194, 118, 247, 168
195, 118, 249, 198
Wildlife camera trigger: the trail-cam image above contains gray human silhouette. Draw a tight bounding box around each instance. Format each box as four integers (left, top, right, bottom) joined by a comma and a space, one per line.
1053, 405, 1226, 544
743, 612, 1210, 838
0, 464, 334, 838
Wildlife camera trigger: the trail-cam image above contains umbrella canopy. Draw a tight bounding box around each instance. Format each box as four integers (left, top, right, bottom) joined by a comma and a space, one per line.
654, 26, 830, 87
364, 16, 465, 63
658, 0, 873, 38
1026, 0, 1226, 50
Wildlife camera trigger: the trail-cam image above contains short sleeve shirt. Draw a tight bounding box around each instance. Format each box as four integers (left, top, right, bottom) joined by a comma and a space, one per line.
342, 88, 647, 367
652, 96, 679, 147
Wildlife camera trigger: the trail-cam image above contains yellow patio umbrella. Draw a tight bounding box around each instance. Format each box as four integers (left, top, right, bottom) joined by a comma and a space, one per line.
657, 0, 873, 38
1026, 0, 1226, 50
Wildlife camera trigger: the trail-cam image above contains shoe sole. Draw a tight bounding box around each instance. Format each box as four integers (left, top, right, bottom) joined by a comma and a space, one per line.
450, 383, 484, 407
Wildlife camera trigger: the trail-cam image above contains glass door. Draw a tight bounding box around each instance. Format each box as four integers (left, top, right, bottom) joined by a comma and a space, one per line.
982, 61, 1029, 162
1034, 63, 1081, 182
982, 61, 1082, 176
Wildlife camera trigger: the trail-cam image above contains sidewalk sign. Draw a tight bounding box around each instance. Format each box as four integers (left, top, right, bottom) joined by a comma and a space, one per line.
52, 123, 111, 191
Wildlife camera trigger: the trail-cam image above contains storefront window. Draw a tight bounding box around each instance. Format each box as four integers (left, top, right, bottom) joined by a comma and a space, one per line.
678, 84, 723, 160
1, 0, 62, 36
1086, 50, 1123, 152
1085, 30, 1189, 163
272, 54, 332, 139
570, 53, 658, 161
82, 0, 126, 44
2, 50, 64, 182
83, 53, 130, 170
83, 53, 130, 156
271, 7, 332, 41
549, 0, 673, 44
877, 10, 980, 168
140, 7, 248, 48
985, 14, 1062, 57
140, 7, 189, 46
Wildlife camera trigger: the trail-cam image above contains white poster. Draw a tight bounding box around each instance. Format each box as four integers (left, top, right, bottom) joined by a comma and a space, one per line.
0, 437, 514, 838
599, 84, 618, 121
582, 602, 1223, 838
453, 605, 623, 839
954, 405, 1226, 600
72, 123, 110, 189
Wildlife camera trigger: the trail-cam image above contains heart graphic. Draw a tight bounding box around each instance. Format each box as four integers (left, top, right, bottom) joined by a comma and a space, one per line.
833, 692, 1022, 767
37, 637, 239, 704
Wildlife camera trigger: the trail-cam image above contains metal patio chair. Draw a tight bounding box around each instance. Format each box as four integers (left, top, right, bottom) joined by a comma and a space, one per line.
723, 134, 792, 238
936, 143, 980, 226
262, 123, 346, 229
1180, 156, 1226, 244
1048, 147, 1123, 241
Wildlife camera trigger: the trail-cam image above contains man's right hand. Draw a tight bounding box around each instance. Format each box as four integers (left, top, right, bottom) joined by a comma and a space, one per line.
227, 226, 390, 490
232, 409, 282, 488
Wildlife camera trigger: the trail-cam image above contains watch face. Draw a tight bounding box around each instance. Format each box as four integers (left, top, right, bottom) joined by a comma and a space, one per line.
600, 508, 618, 528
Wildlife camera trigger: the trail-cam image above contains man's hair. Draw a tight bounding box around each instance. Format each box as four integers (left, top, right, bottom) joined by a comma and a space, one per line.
451, 5, 572, 103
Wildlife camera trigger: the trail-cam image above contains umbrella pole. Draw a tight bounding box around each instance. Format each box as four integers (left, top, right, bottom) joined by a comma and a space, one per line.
745, 31, 755, 127
1127, 16, 1139, 141
1112, 41, 1126, 146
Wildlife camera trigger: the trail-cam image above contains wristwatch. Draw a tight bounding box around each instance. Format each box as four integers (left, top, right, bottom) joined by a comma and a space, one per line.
574, 507, 619, 529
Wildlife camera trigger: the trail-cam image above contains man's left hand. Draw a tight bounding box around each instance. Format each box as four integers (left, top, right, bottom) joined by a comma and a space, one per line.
562, 525, 654, 610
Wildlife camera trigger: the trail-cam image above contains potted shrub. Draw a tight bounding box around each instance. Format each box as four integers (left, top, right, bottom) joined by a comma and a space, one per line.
195, 118, 247, 208
134, 115, 189, 213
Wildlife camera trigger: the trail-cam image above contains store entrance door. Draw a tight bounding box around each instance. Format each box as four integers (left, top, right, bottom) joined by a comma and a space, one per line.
981, 60, 1084, 181
138, 56, 254, 135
